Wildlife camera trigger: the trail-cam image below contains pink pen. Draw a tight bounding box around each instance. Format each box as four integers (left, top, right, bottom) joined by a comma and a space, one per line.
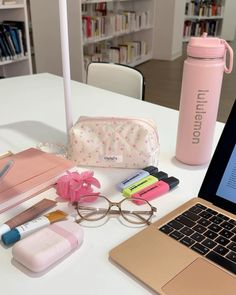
131, 177, 179, 205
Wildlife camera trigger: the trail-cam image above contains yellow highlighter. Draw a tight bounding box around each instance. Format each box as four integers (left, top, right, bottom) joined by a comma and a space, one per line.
122, 171, 168, 198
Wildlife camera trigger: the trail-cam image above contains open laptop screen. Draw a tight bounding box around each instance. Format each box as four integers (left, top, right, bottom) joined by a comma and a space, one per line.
216, 144, 236, 203
199, 100, 236, 215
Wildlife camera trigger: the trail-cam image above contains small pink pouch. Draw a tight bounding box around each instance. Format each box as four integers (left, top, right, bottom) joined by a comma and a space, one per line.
12, 220, 83, 272
68, 116, 160, 168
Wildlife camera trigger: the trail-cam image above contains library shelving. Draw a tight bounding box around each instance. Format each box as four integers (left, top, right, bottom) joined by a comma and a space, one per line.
30, 0, 156, 83
183, 0, 236, 41
0, 0, 32, 78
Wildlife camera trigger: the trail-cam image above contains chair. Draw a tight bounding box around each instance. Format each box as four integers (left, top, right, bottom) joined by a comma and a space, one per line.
86, 62, 145, 100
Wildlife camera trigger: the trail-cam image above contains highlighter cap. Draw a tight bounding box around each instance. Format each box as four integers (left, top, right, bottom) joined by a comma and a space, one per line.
163, 177, 179, 190
2, 228, 20, 245
143, 166, 158, 174
152, 171, 168, 180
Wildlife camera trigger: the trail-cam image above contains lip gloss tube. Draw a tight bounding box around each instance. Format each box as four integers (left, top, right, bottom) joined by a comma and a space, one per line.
0, 198, 57, 238
122, 171, 168, 198
117, 166, 158, 191
2, 210, 68, 245
131, 177, 179, 205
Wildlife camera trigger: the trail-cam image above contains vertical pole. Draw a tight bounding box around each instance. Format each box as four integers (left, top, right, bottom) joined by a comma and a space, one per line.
59, 0, 73, 139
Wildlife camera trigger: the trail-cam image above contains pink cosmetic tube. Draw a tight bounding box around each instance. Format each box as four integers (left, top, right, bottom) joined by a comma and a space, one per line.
0, 198, 57, 238
131, 177, 179, 205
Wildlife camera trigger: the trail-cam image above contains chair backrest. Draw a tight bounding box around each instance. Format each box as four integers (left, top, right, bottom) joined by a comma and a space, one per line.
86, 62, 145, 100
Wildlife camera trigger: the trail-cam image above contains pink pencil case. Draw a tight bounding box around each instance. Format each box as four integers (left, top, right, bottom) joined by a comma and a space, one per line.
12, 220, 84, 272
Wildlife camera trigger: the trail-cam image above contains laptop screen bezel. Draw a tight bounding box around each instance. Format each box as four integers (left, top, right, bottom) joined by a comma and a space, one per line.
198, 100, 236, 215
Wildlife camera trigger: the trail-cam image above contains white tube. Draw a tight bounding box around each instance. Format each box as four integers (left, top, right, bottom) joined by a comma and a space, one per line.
59, 0, 73, 139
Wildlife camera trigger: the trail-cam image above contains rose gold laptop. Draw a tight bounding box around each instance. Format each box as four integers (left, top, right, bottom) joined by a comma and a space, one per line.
109, 100, 236, 295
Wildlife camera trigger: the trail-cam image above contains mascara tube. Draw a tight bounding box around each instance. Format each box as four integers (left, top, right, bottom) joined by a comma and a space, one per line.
117, 166, 158, 191
2, 210, 68, 245
0, 198, 57, 238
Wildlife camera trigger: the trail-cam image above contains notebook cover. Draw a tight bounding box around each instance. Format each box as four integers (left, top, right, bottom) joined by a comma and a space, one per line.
0, 148, 74, 213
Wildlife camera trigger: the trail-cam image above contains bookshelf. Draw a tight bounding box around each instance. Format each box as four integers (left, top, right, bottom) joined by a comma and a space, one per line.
30, 0, 156, 82
0, 0, 32, 78
183, 0, 236, 41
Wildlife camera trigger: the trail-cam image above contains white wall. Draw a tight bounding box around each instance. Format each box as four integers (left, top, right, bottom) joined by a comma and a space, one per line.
153, 0, 186, 60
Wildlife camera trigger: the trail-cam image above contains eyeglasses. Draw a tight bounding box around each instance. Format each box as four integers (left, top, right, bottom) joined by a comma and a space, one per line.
73, 195, 157, 225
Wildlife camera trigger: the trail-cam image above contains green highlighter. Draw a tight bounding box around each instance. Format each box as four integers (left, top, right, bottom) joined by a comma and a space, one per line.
122, 171, 168, 198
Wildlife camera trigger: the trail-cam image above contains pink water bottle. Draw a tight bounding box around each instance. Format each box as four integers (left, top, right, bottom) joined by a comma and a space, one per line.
176, 33, 233, 165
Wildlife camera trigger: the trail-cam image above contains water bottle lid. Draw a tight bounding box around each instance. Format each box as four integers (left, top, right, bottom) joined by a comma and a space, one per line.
187, 32, 225, 59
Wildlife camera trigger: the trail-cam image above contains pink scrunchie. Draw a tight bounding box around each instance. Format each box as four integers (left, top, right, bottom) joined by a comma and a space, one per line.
55, 171, 101, 202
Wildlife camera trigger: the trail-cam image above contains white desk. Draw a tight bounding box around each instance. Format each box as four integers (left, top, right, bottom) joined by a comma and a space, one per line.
0, 73, 224, 295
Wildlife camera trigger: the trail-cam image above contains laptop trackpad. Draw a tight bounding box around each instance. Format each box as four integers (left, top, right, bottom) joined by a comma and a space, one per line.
162, 258, 236, 295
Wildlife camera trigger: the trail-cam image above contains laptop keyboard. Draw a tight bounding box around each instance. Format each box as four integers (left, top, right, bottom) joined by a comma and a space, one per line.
159, 204, 236, 275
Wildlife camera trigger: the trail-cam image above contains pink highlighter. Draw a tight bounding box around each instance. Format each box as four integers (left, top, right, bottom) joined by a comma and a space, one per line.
131, 177, 179, 205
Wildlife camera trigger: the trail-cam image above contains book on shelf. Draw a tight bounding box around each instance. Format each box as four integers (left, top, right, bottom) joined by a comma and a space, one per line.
0, 21, 27, 62
3, 21, 28, 55
83, 39, 147, 66
185, 0, 223, 17
0, 148, 74, 213
183, 19, 219, 38
82, 10, 151, 41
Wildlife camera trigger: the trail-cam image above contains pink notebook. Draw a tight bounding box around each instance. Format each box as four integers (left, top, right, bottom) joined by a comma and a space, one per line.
0, 148, 74, 213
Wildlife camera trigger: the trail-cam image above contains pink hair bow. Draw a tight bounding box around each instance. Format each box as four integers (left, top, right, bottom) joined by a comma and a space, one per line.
55, 170, 101, 202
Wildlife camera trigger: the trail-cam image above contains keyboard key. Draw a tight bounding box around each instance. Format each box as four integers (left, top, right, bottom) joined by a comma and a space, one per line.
219, 229, 234, 239
204, 230, 218, 240
159, 225, 174, 235
196, 204, 207, 210
226, 251, 236, 263
176, 215, 195, 228
221, 221, 235, 231
183, 210, 201, 221
189, 205, 202, 214
217, 214, 230, 221
202, 238, 217, 249
167, 220, 183, 230
227, 242, 236, 252
169, 230, 184, 241
192, 224, 207, 234
198, 218, 211, 227
206, 208, 218, 215
199, 211, 213, 219
191, 243, 209, 255
210, 216, 224, 225
229, 219, 236, 226
206, 251, 236, 275
180, 236, 195, 247
214, 245, 229, 256
208, 224, 222, 233
231, 235, 236, 243
191, 232, 205, 242
215, 236, 230, 246
180, 226, 194, 236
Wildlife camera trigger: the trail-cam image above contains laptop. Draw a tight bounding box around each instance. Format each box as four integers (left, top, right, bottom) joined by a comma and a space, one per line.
109, 100, 236, 295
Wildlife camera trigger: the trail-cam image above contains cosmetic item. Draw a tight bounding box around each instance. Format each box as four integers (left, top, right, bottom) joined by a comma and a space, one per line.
176, 33, 233, 165
117, 166, 158, 191
2, 210, 68, 245
12, 220, 84, 272
131, 177, 179, 205
0, 160, 14, 180
0, 198, 57, 238
122, 171, 168, 198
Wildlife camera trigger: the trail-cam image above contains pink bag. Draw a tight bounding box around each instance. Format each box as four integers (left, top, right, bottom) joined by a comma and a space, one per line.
68, 116, 160, 168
